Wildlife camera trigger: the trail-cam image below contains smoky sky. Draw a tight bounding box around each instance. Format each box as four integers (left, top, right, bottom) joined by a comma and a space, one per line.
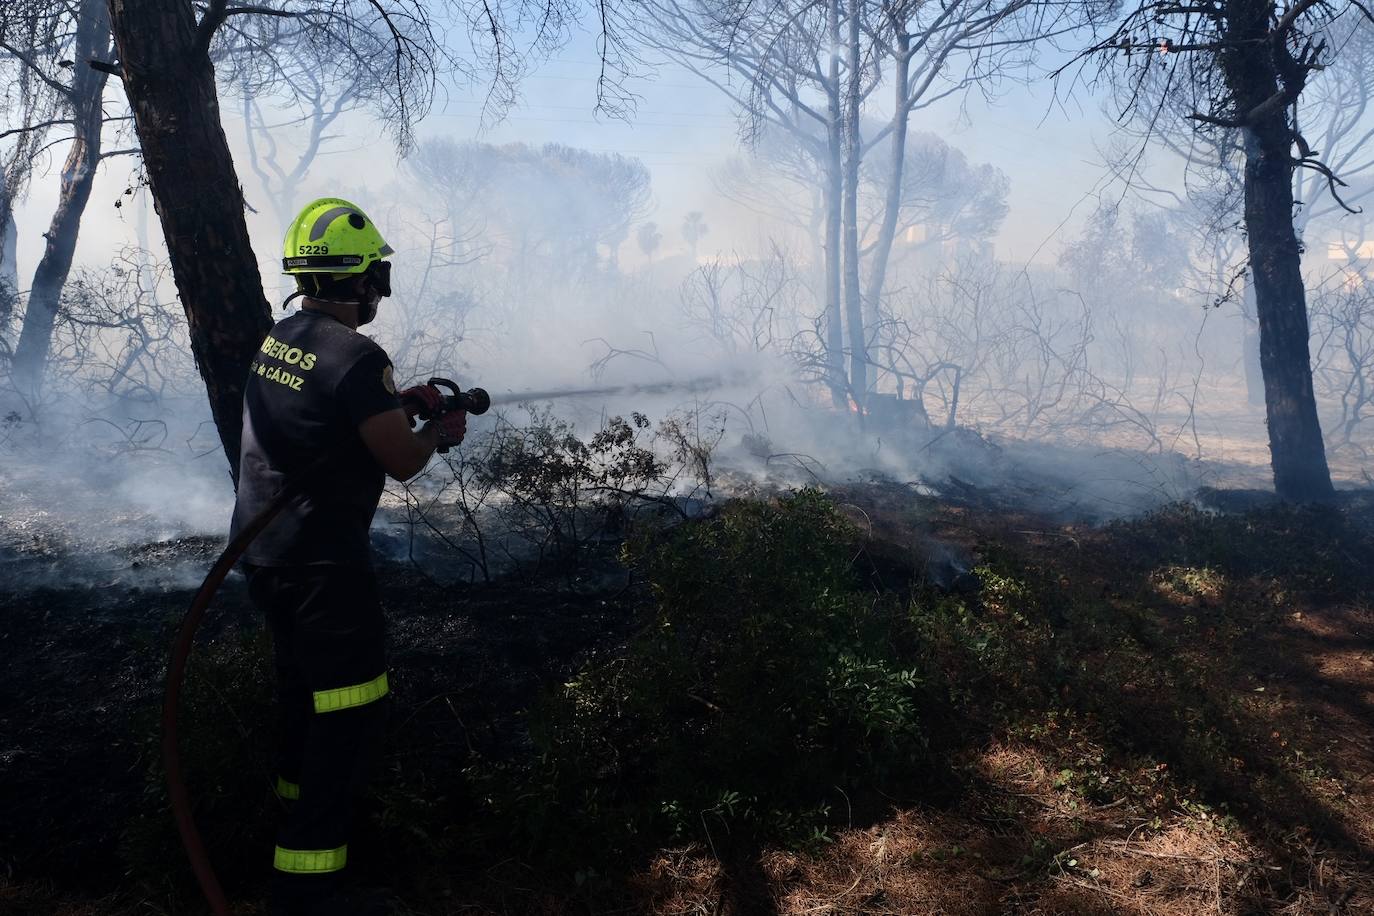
12, 29, 1128, 281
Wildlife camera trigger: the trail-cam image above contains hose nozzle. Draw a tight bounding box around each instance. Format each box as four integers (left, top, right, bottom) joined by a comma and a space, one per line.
429, 378, 490, 415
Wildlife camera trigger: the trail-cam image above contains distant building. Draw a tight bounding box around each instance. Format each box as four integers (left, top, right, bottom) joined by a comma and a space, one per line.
1327, 240, 1374, 261
1321, 241, 1371, 291
898, 223, 993, 272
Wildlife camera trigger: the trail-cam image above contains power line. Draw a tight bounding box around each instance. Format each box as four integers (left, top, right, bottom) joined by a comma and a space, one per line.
432, 111, 736, 129
440, 100, 738, 121
518, 73, 720, 91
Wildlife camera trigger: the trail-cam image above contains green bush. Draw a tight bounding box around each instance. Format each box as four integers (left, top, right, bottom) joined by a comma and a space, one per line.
473, 489, 931, 861
476, 409, 667, 571
1108, 501, 1372, 597
119, 628, 278, 904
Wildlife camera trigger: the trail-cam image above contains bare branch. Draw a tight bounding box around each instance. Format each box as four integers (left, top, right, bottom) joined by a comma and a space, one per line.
192, 0, 230, 60
0, 118, 74, 140
1294, 154, 1363, 214
0, 39, 73, 97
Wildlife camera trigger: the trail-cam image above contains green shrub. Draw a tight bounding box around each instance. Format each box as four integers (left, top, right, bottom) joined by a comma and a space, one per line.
119, 628, 278, 904
476, 409, 667, 572
1109, 502, 1372, 597
474, 489, 931, 862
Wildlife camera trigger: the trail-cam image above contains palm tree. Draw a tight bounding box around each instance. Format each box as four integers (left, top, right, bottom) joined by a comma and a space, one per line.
681, 210, 709, 259
637, 221, 662, 262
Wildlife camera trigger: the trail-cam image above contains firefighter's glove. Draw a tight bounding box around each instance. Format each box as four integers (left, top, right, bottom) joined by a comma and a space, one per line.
434, 409, 467, 450
399, 384, 444, 425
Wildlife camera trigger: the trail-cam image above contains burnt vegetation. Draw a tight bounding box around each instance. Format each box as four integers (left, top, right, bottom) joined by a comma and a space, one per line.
4, 462, 1373, 913
1, 0, 1373, 913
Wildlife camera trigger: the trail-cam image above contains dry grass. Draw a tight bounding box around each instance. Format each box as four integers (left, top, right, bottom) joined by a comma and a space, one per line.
5, 487, 1373, 916
595, 488, 1374, 916
616, 734, 1374, 916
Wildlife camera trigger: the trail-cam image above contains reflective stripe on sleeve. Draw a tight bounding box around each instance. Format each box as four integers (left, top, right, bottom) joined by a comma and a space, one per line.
312, 672, 389, 713
274, 844, 347, 874
275, 776, 300, 800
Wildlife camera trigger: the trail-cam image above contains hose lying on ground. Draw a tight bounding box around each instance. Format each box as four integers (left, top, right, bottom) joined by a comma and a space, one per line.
163, 462, 324, 916
167, 386, 477, 912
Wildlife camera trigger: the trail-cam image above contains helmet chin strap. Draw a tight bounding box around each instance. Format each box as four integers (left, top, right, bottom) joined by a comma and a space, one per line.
283, 275, 384, 321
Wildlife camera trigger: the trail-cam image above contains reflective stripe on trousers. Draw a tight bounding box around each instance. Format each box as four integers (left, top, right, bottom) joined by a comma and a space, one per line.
274, 844, 347, 873
313, 671, 389, 713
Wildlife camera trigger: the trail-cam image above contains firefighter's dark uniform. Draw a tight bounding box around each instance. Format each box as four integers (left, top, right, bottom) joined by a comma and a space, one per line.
230, 308, 402, 907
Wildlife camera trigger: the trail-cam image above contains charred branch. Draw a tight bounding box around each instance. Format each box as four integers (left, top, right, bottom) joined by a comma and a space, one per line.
1294, 154, 1361, 214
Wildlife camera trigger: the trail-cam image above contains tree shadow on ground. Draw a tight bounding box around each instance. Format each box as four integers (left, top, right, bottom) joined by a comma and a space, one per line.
960, 493, 1374, 907
5, 489, 1373, 915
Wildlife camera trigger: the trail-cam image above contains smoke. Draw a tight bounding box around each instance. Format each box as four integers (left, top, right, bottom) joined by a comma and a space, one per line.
3, 46, 1370, 598
0, 427, 234, 592
0, 225, 1311, 599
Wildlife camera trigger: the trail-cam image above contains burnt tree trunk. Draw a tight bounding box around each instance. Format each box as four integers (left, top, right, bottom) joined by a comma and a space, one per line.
1240, 275, 1265, 407
1241, 117, 1333, 498
107, 0, 273, 482
1220, 0, 1333, 500
841, 0, 868, 406
863, 29, 912, 330
823, 0, 846, 408
10, 0, 112, 388
0, 166, 16, 329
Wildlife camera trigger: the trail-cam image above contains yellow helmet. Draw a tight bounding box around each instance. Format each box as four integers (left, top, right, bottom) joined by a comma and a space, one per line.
281, 197, 393, 276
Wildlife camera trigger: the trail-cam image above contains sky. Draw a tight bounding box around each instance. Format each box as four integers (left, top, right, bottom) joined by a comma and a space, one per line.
8, 19, 1127, 285
5, 12, 1373, 508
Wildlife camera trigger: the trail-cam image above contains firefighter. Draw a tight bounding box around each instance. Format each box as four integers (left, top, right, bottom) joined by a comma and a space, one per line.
230, 197, 464, 915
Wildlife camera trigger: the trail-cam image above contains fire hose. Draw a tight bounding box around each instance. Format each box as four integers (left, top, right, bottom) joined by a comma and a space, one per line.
163, 379, 488, 915
164, 370, 739, 910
